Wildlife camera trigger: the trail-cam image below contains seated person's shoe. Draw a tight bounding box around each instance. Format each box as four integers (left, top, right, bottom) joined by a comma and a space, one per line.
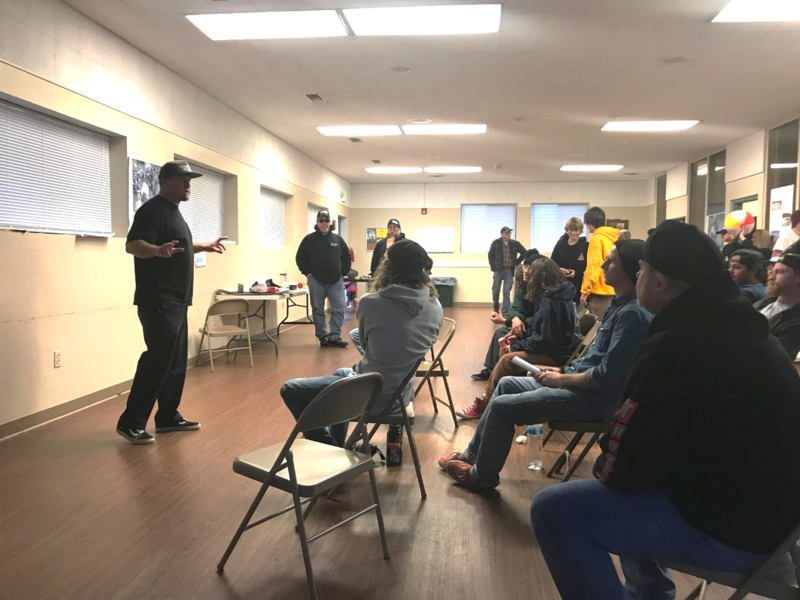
116, 427, 154, 445
445, 461, 497, 489
155, 419, 201, 433
471, 368, 491, 381
456, 397, 488, 420
326, 338, 349, 348
438, 451, 471, 470
319, 335, 329, 347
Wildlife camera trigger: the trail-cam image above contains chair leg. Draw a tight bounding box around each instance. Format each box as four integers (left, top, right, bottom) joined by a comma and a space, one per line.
439, 371, 458, 428
209, 339, 215, 373
560, 431, 601, 482
233, 335, 241, 363
368, 468, 390, 560
684, 580, 707, 600
196, 330, 206, 367
541, 428, 555, 449
288, 458, 318, 600
217, 474, 275, 572
547, 431, 584, 478
427, 376, 438, 413
401, 408, 426, 499
246, 322, 253, 367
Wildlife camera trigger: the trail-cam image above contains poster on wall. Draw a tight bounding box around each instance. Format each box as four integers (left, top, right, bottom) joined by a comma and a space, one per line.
769, 184, 795, 235
129, 158, 162, 228
606, 218, 629, 230
366, 227, 388, 251
707, 212, 725, 247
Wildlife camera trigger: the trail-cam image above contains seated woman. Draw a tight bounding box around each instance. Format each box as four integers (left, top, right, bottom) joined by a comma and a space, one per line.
458, 258, 581, 420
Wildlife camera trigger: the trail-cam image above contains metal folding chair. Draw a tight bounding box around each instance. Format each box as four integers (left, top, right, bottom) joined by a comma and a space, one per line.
543, 411, 616, 481
413, 317, 458, 428
196, 298, 253, 372
216, 373, 388, 600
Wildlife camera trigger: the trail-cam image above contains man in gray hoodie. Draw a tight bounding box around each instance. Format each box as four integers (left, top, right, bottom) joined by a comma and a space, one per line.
281, 239, 443, 446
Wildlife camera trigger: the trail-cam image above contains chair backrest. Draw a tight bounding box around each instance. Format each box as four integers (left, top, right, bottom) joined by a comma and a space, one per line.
436, 317, 457, 345
207, 298, 250, 317
579, 312, 598, 337
564, 320, 600, 366
576, 307, 589, 321
367, 358, 425, 424
294, 373, 384, 434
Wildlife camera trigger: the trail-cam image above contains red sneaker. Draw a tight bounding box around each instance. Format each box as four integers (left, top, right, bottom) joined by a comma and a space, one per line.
456, 397, 488, 420
438, 452, 462, 470
445, 461, 497, 489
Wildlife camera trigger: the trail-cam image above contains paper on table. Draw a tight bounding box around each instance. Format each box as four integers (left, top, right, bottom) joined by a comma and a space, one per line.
512, 356, 543, 375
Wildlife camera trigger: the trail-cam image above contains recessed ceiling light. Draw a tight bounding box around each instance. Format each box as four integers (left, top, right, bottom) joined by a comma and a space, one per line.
657, 55, 694, 66
407, 118, 433, 124
561, 165, 624, 172
771, 163, 799, 169
317, 125, 402, 136
423, 166, 482, 173
343, 4, 502, 36
713, 0, 800, 23
365, 167, 423, 174
186, 10, 347, 40
601, 120, 699, 132
402, 124, 487, 135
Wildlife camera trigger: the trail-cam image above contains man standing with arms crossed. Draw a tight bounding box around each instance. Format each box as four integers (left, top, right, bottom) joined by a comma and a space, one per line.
488, 226, 526, 317
117, 160, 227, 444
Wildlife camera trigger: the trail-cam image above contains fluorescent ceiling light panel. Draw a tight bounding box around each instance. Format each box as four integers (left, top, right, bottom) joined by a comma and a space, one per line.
713, 0, 800, 22
186, 10, 347, 41
423, 166, 482, 173
342, 4, 501, 36
560, 165, 624, 172
601, 120, 700, 132
365, 167, 423, 174
402, 124, 487, 135
317, 126, 402, 136
771, 163, 800, 169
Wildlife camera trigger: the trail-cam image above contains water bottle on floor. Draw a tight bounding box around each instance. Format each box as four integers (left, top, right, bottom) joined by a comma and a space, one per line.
527, 424, 544, 471
387, 424, 403, 467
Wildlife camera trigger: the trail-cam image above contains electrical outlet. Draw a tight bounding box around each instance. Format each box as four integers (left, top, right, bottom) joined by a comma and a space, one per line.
54, 351, 61, 368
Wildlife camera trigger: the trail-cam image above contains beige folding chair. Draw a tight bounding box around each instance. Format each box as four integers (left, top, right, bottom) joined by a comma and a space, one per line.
217, 373, 388, 600
196, 298, 253, 372
413, 317, 458, 427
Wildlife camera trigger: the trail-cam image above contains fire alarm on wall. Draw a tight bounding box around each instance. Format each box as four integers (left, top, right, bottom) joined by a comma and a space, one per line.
421, 208, 427, 215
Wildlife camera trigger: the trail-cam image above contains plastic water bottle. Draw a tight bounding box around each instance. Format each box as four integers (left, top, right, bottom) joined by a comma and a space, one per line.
527, 424, 544, 471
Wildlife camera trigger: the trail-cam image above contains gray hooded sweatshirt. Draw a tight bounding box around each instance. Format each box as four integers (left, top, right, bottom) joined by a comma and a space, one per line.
354, 284, 443, 414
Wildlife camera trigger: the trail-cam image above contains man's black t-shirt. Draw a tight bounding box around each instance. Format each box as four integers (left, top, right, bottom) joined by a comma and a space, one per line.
126, 196, 194, 306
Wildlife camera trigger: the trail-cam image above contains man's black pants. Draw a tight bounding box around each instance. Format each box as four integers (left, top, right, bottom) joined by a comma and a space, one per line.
118, 304, 188, 430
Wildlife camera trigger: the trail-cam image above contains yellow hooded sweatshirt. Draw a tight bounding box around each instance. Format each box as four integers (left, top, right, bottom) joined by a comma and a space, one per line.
581, 226, 619, 296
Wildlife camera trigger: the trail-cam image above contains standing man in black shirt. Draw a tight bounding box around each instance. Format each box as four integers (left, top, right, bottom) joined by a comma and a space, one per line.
370, 218, 405, 275
296, 210, 351, 348
116, 160, 227, 445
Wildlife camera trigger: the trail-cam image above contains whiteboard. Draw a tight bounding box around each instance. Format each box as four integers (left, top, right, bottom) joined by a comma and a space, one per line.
416, 227, 454, 253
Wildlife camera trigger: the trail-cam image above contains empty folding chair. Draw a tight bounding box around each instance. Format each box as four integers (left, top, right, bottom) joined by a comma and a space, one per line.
216, 373, 388, 600
413, 317, 458, 428
196, 298, 253, 372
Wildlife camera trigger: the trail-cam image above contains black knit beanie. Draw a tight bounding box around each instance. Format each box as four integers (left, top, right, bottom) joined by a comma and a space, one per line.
642, 221, 726, 285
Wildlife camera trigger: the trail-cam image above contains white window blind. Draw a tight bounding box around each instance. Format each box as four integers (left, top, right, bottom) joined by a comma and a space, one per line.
530, 204, 588, 252
460, 204, 516, 253
260, 188, 286, 247
181, 164, 225, 242
308, 204, 324, 233
0, 99, 111, 236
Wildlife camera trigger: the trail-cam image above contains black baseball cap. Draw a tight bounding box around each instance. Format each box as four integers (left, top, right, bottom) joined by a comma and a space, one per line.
729, 248, 764, 270
500, 226, 513, 233
387, 238, 431, 283
776, 241, 800, 274
388, 218, 401, 228
158, 160, 202, 180
316, 210, 330, 222
716, 228, 727, 235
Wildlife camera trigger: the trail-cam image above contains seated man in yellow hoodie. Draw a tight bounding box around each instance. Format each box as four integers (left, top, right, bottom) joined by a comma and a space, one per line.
580, 207, 619, 319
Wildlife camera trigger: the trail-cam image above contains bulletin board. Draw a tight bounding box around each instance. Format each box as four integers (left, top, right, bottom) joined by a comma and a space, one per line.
416, 227, 455, 253
366, 227, 388, 251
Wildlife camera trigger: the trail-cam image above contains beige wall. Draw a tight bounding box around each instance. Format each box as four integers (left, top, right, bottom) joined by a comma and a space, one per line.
726, 173, 765, 223
666, 196, 689, 220
0, 62, 347, 428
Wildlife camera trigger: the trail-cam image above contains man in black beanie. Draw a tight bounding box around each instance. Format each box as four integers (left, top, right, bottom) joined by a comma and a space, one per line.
532, 221, 800, 600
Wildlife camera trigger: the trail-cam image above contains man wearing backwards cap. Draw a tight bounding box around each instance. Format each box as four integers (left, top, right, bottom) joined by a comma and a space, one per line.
370, 218, 406, 275
488, 226, 527, 317
755, 240, 800, 359
281, 239, 442, 446
117, 161, 228, 445
532, 221, 800, 600
728, 248, 767, 304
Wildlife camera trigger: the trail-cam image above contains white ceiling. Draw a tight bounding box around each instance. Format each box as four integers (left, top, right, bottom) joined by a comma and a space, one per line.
63, 0, 800, 184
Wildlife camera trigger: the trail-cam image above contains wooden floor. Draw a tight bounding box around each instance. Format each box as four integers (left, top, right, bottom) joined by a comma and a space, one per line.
0, 307, 755, 600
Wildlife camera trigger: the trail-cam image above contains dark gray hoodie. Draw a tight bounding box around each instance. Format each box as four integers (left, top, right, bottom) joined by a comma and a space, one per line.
355, 284, 443, 414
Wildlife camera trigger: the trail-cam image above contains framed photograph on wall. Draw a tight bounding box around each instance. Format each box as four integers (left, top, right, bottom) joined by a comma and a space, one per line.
129, 158, 162, 228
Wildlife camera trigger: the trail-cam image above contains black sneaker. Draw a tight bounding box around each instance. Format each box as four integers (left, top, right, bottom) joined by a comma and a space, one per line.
471, 368, 492, 381
116, 427, 155, 445
319, 335, 329, 347
155, 420, 201, 433
326, 338, 349, 348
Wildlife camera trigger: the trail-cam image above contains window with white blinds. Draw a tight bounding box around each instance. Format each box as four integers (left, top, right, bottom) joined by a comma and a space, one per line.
260, 188, 286, 247
530, 204, 588, 253
460, 204, 517, 253
0, 100, 111, 236
181, 164, 225, 242
308, 204, 324, 233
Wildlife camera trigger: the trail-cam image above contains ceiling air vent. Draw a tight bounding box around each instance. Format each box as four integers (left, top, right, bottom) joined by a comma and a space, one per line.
305, 93, 326, 104
371, 159, 381, 164
349, 137, 363, 143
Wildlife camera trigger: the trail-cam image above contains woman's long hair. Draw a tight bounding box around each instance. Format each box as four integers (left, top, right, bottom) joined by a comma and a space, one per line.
371, 259, 438, 298
525, 257, 565, 303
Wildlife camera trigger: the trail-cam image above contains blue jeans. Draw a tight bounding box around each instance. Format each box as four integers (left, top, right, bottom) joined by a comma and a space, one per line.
463, 376, 612, 487
280, 368, 354, 447
350, 328, 364, 355
531, 480, 768, 600
492, 268, 515, 315
307, 274, 346, 340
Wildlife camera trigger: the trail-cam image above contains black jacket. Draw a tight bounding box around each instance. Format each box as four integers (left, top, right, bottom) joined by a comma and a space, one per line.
753, 296, 800, 360
488, 238, 526, 272
370, 233, 406, 275
296, 227, 351, 284
550, 234, 589, 302
510, 281, 581, 364
595, 274, 800, 554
